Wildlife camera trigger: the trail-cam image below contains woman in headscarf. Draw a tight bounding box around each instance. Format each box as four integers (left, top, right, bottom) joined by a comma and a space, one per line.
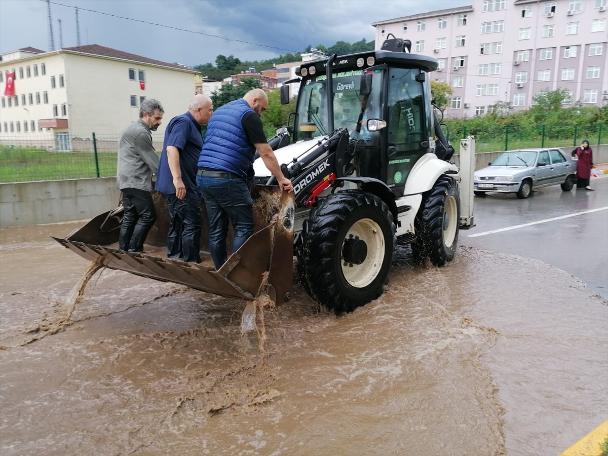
571, 139, 595, 191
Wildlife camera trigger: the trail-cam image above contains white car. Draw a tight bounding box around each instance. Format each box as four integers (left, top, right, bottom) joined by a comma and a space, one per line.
474, 148, 577, 199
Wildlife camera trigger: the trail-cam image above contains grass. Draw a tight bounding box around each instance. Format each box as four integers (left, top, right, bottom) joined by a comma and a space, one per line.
0, 146, 117, 183
601, 436, 608, 456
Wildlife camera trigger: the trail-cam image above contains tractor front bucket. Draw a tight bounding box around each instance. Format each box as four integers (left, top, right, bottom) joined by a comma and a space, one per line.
53, 187, 295, 304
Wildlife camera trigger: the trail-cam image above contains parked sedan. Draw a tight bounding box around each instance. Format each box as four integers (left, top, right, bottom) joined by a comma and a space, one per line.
474, 148, 577, 199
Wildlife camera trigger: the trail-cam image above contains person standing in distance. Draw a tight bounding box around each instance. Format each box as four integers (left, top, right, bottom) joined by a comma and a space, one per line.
156, 94, 213, 262
197, 88, 293, 269
117, 98, 164, 252
571, 139, 595, 191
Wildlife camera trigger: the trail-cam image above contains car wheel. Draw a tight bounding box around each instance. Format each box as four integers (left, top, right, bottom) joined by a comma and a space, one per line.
561, 175, 576, 192
517, 179, 532, 199
474, 191, 487, 197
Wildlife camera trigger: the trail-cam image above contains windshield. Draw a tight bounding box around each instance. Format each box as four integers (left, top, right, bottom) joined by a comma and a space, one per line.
491, 150, 537, 167
295, 68, 383, 140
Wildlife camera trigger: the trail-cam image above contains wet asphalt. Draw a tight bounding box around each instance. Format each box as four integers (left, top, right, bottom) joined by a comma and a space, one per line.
462, 176, 608, 299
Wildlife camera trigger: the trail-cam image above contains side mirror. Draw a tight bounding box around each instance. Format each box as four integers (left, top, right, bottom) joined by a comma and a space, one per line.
367, 119, 386, 131
359, 73, 373, 97
488, 162, 492, 166
537, 162, 547, 167
280, 85, 290, 105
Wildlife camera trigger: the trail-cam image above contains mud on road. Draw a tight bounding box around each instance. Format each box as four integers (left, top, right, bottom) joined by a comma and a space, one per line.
0, 224, 606, 455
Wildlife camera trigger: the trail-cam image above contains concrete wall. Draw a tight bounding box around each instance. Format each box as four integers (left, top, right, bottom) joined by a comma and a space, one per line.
0, 177, 119, 227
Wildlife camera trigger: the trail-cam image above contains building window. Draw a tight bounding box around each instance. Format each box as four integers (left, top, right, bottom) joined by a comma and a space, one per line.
31, 120, 35, 131
568, 0, 582, 12
516, 50, 530, 62
50, 76, 56, 89
43, 91, 48, 104
14, 96, 18, 106
16, 121, 21, 132
438, 18, 447, 29
513, 94, 526, 106
476, 84, 499, 96
566, 22, 578, 35
519, 28, 530, 40
583, 90, 598, 103
563, 46, 577, 58
59, 75, 64, 87
455, 35, 466, 47
542, 25, 554, 38
536, 70, 551, 81
483, 0, 506, 12
544, 3, 556, 15
61, 103, 67, 116
437, 59, 446, 70
539, 48, 553, 60
515, 72, 528, 83
562, 91, 573, 104
138, 70, 145, 82
0, 72, 3, 83
452, 76, 464, 87
21, 94, 25, 105
450, 96, 462, 109
10, 122, 14, 132
140, 96, 146, 105
521, 8, 532, 17
53, 104, 58, 116
128, 68, 136, 80
480, 41, 502, 54
417, 21, 426, 32
18, 67, 24, 79
41, 63, 46, 75
436, 37, 447, 49
36, 92, 41, 104
481, 20, 504, 33
130, 95, 137, 107
8, 97, 12, 107
415, 40, 424, 52
458, 14, 467, 26
561, 68, 575, 80
592, 19, 606, 32
586, 66, 601, 78
1, 97, 4, 108
589, 43, 603, 56
3, 122, 6, 132
597, 0, 607, 7
24, 121, 28, 132
28, 93, 33, 104
26, 66, 31, 78
33, 64, 38, 76
453, 56, 466, 68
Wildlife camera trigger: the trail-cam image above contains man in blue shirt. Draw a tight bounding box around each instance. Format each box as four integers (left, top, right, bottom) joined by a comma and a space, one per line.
197, 88, 292, 269
156, 94, 213, 262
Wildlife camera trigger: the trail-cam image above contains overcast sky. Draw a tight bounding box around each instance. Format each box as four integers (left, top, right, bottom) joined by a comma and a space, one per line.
0, 0, 467, 66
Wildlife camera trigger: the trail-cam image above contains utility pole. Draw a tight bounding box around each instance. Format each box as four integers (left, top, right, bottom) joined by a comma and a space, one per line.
46, 0, 55, 51
57, 18, 64, 49
75, 7, 81, 46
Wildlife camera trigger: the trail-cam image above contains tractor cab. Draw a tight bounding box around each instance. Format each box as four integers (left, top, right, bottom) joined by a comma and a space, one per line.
280, 37, 445, 192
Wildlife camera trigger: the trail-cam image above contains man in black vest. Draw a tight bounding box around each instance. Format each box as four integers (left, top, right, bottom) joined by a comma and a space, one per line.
197, 88, 292, 269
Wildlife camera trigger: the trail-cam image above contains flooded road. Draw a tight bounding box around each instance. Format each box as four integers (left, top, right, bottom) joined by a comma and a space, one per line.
0, 224, 606, 455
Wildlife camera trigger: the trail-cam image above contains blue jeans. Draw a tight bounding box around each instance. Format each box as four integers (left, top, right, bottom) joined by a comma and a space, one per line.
197, 175, 254, 269
165, 191, 201, 262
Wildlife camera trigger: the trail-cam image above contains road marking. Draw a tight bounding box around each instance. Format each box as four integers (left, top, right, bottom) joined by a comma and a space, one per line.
468, 206, 608, 238
560, 420, 608, 456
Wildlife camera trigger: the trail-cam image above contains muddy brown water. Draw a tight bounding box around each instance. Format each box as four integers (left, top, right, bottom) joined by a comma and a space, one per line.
0, 224, 606, 455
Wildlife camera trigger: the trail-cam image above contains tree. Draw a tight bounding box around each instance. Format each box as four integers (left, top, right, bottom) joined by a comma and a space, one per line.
262, 89, 296, 137
530, 89, 570, 122
215, 54, 241, 71
210, 78, 262, 109
430, 80, 452, 111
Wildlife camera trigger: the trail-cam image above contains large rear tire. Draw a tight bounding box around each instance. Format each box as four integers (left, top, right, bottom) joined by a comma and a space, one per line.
517, 179, 532, 199
561, 175, 576, 191
414, 175, 460, 267
298, 191, 395, 313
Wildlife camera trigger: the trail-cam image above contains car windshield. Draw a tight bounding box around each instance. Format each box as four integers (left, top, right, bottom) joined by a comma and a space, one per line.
295, 68, 383, 140
491, 150, 537, 167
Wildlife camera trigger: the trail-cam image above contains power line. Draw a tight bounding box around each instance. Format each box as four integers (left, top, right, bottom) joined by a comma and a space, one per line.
44, 0, 300, 54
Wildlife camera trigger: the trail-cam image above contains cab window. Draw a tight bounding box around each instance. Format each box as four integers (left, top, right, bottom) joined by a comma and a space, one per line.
386, 68, 427, 186
538, 150, 550, 166
549, 149, 566, 164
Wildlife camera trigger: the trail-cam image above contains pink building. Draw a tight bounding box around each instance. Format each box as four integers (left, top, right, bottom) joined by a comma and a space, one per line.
373, 0, 608, 117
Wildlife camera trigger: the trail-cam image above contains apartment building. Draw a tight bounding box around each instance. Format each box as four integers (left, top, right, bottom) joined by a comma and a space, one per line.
0, 45, 196, 149
372, 0, 608, 117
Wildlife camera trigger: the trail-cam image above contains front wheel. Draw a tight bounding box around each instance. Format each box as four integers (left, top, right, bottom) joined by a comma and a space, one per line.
414, 175, 460, 266
298, 191, 395, 313
517, 179, 532, 199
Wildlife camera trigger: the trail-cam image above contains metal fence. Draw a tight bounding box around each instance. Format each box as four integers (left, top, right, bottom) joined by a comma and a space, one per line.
446, 123, 607, 153
0, 133, 161, 183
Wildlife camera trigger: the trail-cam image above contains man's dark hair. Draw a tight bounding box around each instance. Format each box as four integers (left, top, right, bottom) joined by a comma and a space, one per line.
140, 98, 164, 118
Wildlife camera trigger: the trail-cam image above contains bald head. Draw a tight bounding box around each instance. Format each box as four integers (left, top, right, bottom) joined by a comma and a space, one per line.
188, 94, 213, 126
244, 88, 268, 115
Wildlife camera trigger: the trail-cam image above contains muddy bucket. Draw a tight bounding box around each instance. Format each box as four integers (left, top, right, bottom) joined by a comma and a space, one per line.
53, 187, 294, 304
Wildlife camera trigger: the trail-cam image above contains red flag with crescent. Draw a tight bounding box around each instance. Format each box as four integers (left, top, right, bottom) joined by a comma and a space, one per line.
139, 80, 145, 90
4, 71, 15, 96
